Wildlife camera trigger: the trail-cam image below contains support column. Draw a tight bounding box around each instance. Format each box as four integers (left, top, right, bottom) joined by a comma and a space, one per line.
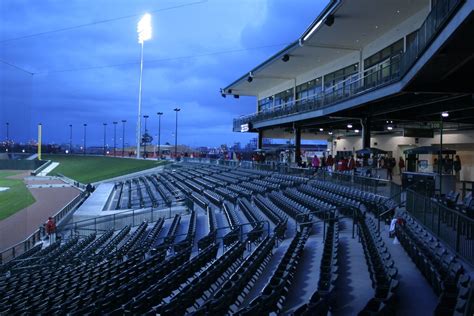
257, 130, 263, 150
361, 117, 371, 149
295, 126, 301, 165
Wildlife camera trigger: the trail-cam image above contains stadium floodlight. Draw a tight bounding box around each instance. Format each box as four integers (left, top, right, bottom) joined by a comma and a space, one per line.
136, 13, 152, 159
347, 124, 353, 129
441, 111, 449, 118
174, 108, 181, 159
137, 13, 152, 44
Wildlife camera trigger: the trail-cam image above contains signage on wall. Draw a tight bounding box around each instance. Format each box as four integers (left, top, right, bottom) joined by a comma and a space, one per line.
404, 128, 434, 138
240, 123, 250, 133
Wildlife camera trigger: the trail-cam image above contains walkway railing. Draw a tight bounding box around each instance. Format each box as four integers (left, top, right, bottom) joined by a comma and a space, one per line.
406, 189, 474, 266
316, 170, 402, 200
58, 198, 194, 237
233, 0, 463, 130
0, 191, 87, 264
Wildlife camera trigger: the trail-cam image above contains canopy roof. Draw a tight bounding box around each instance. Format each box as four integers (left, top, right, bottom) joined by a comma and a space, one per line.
222, 0, 429, 97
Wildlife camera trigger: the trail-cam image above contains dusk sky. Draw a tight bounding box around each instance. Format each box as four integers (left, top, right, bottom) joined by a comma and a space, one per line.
0, 0, 328, 147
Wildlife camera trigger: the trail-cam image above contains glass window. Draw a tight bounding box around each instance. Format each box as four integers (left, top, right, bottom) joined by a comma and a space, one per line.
296, 77, 321, 100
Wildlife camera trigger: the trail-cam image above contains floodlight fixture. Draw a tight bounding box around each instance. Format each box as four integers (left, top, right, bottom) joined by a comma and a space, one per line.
137, 13, 152, 44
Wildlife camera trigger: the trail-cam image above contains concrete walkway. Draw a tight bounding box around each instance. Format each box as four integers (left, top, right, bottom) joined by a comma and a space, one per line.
379, 221, 439, 315
38, 161, 59, 176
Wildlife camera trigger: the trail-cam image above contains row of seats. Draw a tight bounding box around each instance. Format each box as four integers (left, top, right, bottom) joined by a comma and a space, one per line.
358, 215, 398, 315
215, 186, 239, 202
57, 233, 96, 263
75, 229, 114, 259
440, 191, 474, 218
203, 189, 224, 205
0, 248, 157, 314
238, 198, 265, 242
96, 225, 130, 258
397, 212, 472, 315
140, 218, 165, 251
115, 221, 149, 258
155, 241, 247, 315
191, 191, 211, 209
294, 221, 339, 315
238, 228, 310, 315
309, 180, 395, 215
175, 210, 197, 252
253, 195, 288, 239
64, 249, 186, 314
194, 236, 276, 315
0, 244, 42, 273
284, 187, 337, 218
298, 184, 360, 213
110, 244, 218, 314
268, 191, 311, 227
222, 201, 242, 246
140, 176, 159, 207
198, 207, 217, 250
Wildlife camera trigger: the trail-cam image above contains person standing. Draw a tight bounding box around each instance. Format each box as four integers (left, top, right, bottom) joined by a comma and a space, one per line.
326, 155, 334, 171
454, 155, 462, 182
312, 155, 320, 172
347, 155, 356, 171
398, 157, 405, 175
45, 217, 57, 243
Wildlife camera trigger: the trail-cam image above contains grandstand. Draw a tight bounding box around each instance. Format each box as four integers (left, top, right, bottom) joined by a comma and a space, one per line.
1, 0, 474, 315
0, 161, 472, 315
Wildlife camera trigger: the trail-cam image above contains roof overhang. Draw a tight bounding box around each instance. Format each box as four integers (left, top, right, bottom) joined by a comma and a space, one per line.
222, 0, 429, 98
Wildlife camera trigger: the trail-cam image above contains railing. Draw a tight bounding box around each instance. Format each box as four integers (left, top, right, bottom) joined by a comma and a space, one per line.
400, 0, 464, 75
59, 198, 194, 237
316, 170, 401, 200
233, 0, 463, 130
406, 189, 474, 266
0, 191, 87, 264
233, 59, 400, 130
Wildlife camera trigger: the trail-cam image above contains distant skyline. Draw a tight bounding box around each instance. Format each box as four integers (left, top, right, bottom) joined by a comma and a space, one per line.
0, 0, 328, 147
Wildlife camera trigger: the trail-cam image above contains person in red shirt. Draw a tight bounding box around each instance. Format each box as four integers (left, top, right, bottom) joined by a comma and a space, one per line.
45, 217, 57, 243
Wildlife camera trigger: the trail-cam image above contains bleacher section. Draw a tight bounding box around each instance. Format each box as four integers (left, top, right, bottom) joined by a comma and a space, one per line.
0, 162, 473, 315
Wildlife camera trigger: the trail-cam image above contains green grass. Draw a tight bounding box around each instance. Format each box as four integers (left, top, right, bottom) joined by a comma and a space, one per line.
44, 155, 166, 184
0, 171, 36, 221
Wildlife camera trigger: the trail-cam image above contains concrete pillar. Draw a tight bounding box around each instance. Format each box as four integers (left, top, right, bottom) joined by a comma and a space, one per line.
257, 130, 263, 150
295, 126, 301, 164
361, 117, 371, 149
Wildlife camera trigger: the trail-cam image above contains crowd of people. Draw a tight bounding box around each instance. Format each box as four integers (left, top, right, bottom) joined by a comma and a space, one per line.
298, 153, 410, 181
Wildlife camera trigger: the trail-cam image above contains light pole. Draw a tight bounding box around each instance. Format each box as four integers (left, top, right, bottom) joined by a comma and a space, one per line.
143, 115, 149, 158
83, 124, 87, 155
103, 123, 107, 156
174, 108, 180, 159
122, 120, 126, 157
157, 112, 163, 159
69, 124, 72, 153
136, 13, 152, 159
5, 122, 9, 152
113, 122, 118, 157
439, 111, 449, 197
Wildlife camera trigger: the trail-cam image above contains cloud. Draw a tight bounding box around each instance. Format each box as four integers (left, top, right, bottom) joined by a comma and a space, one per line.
0, 0, 326, 147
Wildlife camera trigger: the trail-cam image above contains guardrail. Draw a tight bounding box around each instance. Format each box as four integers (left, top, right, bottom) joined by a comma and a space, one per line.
59, 198, 194, 237
406, 189, 474, 266
0, 191, 87, 264
316, 170, 402, 200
